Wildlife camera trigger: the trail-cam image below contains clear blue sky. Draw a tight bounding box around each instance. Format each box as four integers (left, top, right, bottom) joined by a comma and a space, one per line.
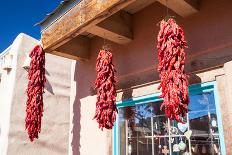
0, 1, 61, 52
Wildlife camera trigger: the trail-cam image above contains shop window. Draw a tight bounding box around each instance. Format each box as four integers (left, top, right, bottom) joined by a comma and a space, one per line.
113, 82, 226, 155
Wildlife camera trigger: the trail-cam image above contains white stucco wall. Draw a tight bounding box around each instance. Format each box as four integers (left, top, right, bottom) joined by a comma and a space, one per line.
0, 34, 25, 155
0, 33, 71, 155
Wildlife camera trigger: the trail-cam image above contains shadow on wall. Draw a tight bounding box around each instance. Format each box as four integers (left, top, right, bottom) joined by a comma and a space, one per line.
44, 69, 54, 95
71, 62, 81, 155
45, 80, 54, 95
189, 73, 203, 94
189, 73, 202, 85
121, 88, 133, 100
70, 60, 136, 155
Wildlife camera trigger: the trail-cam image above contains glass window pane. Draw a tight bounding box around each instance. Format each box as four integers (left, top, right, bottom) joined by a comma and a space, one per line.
153, 115, 169, 136
190, 135, 221, 155
128, 137, 152, 155
117, 86, 224, 155
189, 91, 222, 154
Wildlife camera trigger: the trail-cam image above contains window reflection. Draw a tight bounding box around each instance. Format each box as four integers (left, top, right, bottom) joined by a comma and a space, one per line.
118, 91, 222, 155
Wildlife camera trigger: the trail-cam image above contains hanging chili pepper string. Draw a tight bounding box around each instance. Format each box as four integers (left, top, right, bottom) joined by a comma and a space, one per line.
157, 18, 189, 122
25, 45, 46, 141
94, 49, 117, 130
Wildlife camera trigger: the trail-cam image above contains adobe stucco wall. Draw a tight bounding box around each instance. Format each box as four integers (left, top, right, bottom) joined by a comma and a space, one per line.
70, 0, 232, 154
0, 33, 71, 155
216, 62, 232, 154
0, 38, 20, 155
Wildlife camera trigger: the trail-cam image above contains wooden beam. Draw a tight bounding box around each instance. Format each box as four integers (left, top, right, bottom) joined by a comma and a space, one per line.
125, 0, 156, 14
87, 11, 133, 44
49, 35, 90, 61
42, 0, 136, 52
157, 0, 199, 17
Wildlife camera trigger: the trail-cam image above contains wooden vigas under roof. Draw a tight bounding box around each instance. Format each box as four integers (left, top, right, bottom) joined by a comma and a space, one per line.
41, 0, 199, 60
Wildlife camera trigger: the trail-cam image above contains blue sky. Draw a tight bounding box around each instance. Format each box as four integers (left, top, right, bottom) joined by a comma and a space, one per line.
0, 1, 61, 52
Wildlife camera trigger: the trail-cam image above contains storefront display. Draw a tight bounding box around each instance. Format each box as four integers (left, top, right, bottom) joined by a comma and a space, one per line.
114, 82, 225, 155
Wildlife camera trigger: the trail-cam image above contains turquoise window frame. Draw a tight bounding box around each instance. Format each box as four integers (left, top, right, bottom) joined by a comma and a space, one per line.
112, 81, 226, 155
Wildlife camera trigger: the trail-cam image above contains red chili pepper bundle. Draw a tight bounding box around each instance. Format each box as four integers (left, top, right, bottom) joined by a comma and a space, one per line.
157, 18, 189, 122
25, 45, 46, 141
94, 49, 117, 130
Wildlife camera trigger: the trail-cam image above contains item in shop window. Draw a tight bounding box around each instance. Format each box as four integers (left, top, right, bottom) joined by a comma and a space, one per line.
170, 137, 174, 143
183, 151, 190, 155
128, 144, 132, 154
158, 137, 162, 151
170, 126, 178, 134
173, 144, 180, 152
94, 49, 117, 130
157, 18, 189, 122
202, 145, 207, 154
177, 122, 188, 133
184, 130, 192, 140
155, 122, 158, 129
211, 117, 217, 127
213, 144, 218, 153
159, 144, 162, 154
178, 139, 187, 151
163, 121, 169, 133
162, 146, 169, 155
192, 144, 199, 153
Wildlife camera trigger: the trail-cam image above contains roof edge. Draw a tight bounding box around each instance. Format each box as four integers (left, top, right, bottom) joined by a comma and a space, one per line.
36, 0, 81, 30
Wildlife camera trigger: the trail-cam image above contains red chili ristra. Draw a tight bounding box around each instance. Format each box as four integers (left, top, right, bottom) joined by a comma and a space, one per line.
157, 18, 189, 122
25, 45, 46, 141
94, 49, 117, 130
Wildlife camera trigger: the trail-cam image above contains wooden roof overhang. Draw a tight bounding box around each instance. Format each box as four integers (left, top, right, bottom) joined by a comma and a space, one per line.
41, 0, 199, 60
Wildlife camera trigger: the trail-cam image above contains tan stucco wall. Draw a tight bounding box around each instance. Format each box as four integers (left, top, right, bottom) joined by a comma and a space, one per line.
70, 0, 232, 154
69, 61, 112, 155
216, 62, 232, 154
0, 33, 71, 155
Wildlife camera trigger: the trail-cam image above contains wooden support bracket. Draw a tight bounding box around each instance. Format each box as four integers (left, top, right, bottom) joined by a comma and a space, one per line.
50, 35, 90, 61
157, 0, 199, 17
125, 0, 157, 14
87, 11, 133, 44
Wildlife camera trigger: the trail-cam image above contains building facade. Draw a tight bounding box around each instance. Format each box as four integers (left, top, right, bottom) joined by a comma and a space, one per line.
2, 0, 231, 155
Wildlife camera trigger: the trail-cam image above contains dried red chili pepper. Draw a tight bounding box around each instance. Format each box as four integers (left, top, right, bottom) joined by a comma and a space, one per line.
157, 18, 189, 122
25, 45, 46, 141
94, 49, 117, 130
